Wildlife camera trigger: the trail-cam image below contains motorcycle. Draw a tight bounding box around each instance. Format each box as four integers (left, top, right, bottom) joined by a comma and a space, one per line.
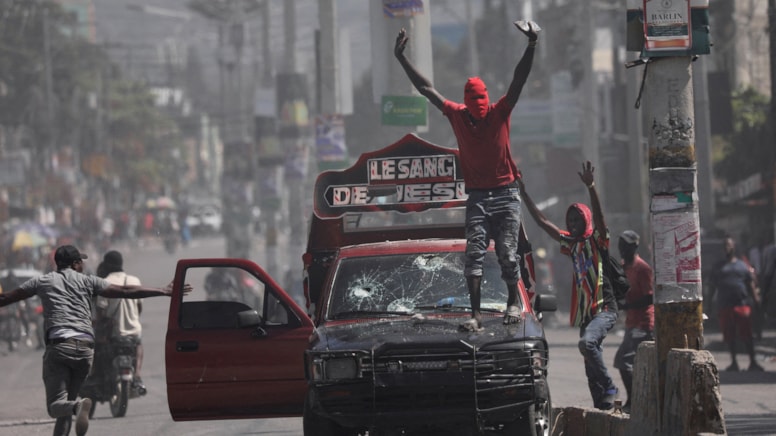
81, 336, 145, 418
163, 233, 178, 254
0, 304, 22, 352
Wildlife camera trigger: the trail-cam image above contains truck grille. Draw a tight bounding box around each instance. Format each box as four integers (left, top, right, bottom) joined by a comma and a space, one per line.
317, 343, 545, 416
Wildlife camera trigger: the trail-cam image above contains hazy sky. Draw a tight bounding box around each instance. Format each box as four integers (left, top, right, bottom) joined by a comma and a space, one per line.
94, 0, 487, 85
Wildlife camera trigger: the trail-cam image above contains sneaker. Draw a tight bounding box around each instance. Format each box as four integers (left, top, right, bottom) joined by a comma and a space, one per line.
748, 361, 765, 372
725, 361, 740, 372
598, 388, 618, 411
458, 318, 484, 332
133, 377, 147, 396
75, 398, 91, 435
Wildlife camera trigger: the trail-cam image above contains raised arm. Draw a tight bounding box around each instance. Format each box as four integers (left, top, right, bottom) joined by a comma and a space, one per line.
0, 287, 35, 307
516, 173, 563, 242
578, 161, 606, 233
504, 20, 539, 109
394, 28, 445, 111
100, 281, 192, 299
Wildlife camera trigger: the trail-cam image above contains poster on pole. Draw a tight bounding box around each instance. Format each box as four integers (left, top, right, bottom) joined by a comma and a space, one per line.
382, 0, 424, 18
652, 197, 701, 286
643, 0, 691, 52
315, 114, 348, 170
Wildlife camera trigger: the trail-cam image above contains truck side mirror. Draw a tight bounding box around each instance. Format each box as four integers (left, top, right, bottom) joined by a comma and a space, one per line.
534, 294, 557, 313
237, 309, 262, 328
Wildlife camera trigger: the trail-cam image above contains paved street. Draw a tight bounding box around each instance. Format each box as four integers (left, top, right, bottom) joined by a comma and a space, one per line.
0, 236, 774, 435
545, 314, 776, 435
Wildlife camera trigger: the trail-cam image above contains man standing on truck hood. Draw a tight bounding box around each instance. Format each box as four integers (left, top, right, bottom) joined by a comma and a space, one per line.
394, 20, 540, 332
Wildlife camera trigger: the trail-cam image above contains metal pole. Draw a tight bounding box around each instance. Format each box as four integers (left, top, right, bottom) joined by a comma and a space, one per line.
465, 1, 479, 77
770, 0, 776, 241
693, 56, 715, 232
318, 0, 338, 114
580, 2, 601, 187
43, 8, 55, 173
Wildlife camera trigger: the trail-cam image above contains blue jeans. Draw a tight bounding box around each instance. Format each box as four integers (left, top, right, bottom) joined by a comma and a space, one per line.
578, 310, 618, 407
464, 185, 521, 284
42, 339, 94, 436
614, 327, 654, 373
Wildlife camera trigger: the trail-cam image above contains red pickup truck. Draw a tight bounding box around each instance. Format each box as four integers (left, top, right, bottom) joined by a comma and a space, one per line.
164, 134, 557, 436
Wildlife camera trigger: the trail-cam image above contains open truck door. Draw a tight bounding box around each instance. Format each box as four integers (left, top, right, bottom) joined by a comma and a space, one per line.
166, 258, 313, 421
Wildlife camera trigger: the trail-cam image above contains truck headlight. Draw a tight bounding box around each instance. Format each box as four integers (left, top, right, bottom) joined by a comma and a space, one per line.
325, 357, 358, 380
310, 355, 360, 381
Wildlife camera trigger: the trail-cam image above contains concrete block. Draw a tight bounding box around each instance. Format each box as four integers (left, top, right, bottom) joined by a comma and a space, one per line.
627, 341, 660, 436
551, 406, 630, 436
663, 349, 726, 436
586, 409, 612, 435
565, 407, 587, 436
551, 407, 567, 436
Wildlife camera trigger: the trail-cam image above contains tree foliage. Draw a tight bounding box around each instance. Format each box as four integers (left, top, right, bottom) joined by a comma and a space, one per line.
0, 1, 188, 200
713, 87, 773, 183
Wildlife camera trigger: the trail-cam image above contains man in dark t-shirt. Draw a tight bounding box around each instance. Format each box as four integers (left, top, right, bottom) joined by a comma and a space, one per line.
613, 230, 655, 413
395, 20, 539, 332
710, 236, 764, 372
0, 245, 187, 436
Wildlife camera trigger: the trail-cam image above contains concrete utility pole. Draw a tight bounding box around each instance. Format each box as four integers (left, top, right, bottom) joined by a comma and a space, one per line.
189, 0, 262, 259
624, 3, 726, 432
645, 56, 704, 416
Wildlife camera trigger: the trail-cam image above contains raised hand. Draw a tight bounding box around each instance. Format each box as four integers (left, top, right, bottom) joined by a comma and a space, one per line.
513, 20, 541, 41
578, 161, 595, 188
395, 28, 409, 59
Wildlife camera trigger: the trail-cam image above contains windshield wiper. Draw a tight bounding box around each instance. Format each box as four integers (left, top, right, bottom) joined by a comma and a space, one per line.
331, 310, 412, 320
414, 304, 469, 311
413, 304, 504, 313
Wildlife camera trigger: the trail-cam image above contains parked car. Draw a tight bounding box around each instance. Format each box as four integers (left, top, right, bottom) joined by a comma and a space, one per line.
185, 204, 223, 236
164, 134, 557, 435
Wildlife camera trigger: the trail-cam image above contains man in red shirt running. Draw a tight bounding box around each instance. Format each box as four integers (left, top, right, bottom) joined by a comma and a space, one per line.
394, 20, 539, 332
613, 230, 654, 413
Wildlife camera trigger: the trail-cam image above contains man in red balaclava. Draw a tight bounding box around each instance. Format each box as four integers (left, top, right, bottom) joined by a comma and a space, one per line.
395, 20, 539, 332
517, 161, 621, 411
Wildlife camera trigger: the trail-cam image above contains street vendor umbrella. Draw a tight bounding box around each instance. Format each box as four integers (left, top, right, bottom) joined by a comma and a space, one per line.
6, 221, 59, 239
155, 196, 176, 209
11, 230, 48, 251
146, 196, 176, 209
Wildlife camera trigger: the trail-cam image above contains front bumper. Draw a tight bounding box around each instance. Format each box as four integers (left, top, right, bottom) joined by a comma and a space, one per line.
309, 340, 548, 430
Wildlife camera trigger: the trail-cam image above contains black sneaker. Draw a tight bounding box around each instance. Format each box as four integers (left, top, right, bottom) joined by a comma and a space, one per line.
725, 361, 740, 372
75, 398, 91, 435
749, 361, 765, 372
598, 387, 618, 411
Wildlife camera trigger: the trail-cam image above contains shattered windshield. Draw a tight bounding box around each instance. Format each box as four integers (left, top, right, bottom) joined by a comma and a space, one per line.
326, 251, 517, 319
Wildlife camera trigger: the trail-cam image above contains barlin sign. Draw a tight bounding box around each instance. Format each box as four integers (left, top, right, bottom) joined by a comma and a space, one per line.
643, 0, 691, 51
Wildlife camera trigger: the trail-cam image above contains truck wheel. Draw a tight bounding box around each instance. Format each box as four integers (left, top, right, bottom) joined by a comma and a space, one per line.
303, 390, 355, 436
503, 378, 553, 436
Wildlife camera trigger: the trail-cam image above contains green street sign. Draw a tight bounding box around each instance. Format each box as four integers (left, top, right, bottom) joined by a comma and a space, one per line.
381, 95, 428, 126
